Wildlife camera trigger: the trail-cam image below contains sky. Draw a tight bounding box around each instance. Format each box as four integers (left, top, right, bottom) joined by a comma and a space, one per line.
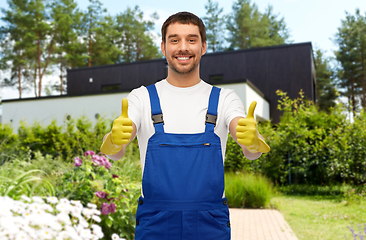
0, 0, 366, 102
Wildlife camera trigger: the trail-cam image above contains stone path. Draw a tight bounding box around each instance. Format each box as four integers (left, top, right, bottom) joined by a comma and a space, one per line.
229, 208, 299, 240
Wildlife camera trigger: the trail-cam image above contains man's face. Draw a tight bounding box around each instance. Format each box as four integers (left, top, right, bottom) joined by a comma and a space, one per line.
161, 23, 207, 76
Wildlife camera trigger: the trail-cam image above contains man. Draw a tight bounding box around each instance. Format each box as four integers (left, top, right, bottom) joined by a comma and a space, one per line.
101, 11, 270, 240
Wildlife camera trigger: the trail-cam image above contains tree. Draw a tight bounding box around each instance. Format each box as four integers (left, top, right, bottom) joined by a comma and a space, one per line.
314, 49, 338, 112
202, 0, 224, 52
0, 0, 36, 98
226, 0, 290, 50
50, 0, 86, 95
113, 6, 161, 63
334, 9, 366, 114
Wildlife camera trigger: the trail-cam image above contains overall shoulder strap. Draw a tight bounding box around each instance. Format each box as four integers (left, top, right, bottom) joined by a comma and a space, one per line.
205, 86, 221, 132
146, 84, 164, 133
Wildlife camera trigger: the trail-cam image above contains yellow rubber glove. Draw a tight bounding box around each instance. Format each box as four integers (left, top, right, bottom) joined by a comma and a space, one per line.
100, 98, 133, 155
236, 101, 270, 153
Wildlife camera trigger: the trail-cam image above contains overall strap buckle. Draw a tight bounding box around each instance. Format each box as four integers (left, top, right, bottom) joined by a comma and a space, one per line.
205, 86, 221, 131
152, 113, 164, 125
205, 113, 217, 126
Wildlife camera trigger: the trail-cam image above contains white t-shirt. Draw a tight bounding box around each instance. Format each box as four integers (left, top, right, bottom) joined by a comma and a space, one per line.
127, 79, 246, 174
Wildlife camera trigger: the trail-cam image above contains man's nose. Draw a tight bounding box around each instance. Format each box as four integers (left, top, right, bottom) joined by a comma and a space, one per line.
178, 40, 188, 51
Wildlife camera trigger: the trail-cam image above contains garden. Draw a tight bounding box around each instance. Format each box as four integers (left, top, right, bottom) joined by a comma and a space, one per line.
1, 90, 366, 239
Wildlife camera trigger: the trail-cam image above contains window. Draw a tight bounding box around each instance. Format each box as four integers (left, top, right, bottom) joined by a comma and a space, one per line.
210, 74, 224, 83
102, 84, 121, 92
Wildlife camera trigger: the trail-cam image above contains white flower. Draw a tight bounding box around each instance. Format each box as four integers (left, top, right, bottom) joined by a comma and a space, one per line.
79, 228, 92, 239
43, 204, 54, 213
28, 203, 43, 213
56, 203, 71, 214
32, 196, 44, 204
70, 207, 82, 218
91, 224, 103, 238
82, 208, 93, 219
111, 233, 120, 240
92, 209, 101, 216
58, 230, 69, 239
92, 215, 101, 223
87, 203, 97, 209
59, 198, 70, 205
49, 221, 63, 231
38, 228, 54, 239
15, 230, 29, 240
57, 213, 72, 225
47, 197, 58, 204
90, 235, 99, 240
79, 218, 89, 228
0, 196, 106, 240
21, 195, 31, 202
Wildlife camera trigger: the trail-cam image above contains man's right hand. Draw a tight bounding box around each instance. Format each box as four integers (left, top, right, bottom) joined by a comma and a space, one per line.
100, 98, 133, 155
111, 98, 133, 145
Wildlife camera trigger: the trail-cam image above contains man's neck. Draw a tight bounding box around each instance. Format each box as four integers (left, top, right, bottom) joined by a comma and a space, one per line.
165, 68, 201, 88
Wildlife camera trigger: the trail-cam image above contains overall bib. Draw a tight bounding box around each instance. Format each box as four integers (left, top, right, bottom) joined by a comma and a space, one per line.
135, 84, 231, 240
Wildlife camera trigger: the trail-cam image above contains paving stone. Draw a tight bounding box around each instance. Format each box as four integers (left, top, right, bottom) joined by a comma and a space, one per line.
229, 208, 298, 240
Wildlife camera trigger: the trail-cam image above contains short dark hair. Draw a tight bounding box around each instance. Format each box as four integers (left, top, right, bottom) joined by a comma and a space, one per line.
161, 11, 206, 45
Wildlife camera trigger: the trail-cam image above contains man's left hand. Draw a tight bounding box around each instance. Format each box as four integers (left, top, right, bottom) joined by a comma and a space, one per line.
236, 101, 270, 153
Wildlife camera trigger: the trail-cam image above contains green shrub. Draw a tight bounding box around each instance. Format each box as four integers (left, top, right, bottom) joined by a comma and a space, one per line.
0, 123, 18, 163
225, 89, 366, 186
54, 149, 141, 240
225, 172, 274, 208
15, 115, 113, 161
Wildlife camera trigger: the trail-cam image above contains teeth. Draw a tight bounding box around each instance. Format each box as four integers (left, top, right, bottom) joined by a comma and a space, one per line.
177, 57, 190, 60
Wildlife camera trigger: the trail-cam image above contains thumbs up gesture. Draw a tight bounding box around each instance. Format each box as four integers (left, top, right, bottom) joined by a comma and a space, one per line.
100, 98, 133, 155
236, 101, 270, 153
111, 98, 133, 145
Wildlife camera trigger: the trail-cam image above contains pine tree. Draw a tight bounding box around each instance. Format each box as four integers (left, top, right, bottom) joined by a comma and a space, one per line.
314, 49, 338, 112
202, 0, 224, 52
226, 0, 289, 50
114, 6, 161, 63
334, 9, 366, 114
0, 0, 36, 98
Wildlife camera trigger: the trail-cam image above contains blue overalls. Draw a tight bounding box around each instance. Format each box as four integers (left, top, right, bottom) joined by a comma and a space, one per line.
135, 84, 231, 240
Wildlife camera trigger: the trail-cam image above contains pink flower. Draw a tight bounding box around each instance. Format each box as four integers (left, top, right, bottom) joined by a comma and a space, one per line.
101, 202, 116, 215
92, 155, 104, 166
84, 150, 95, 156
104, 161, 112, 170
73, 157, 82, 167
112, 174, 119, 178
101, 203, 110, 215
95, 191, 108, 199
109, 203, 116, 214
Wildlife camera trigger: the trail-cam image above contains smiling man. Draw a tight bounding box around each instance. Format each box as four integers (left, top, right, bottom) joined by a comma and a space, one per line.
100, 11, 270, 240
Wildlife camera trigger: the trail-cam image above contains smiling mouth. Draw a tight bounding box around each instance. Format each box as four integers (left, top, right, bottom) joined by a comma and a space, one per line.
175, 56, 192, 61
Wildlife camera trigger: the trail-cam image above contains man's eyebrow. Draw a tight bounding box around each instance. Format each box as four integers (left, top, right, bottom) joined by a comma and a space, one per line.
167, 34, 199, 39
188, 34, 199, 38
167, 34, 178, 39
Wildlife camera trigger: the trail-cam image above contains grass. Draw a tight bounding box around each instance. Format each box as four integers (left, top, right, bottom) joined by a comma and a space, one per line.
225, 172, 275, 208
273, 193, 366, 240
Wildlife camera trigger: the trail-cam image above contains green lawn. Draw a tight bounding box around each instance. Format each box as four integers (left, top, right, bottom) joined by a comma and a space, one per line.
273, 195, 366, 240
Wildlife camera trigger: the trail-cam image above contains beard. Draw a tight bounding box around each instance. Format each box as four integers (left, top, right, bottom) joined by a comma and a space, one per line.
166, 51, 201, 75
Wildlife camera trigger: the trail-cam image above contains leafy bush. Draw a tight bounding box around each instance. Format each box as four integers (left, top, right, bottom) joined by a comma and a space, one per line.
225, 172, 274, 208
54, 150, 141, 240
11, 116, 113, 162
225, 90, 366, 186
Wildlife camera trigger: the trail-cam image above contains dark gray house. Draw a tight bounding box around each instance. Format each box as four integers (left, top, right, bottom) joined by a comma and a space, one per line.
67, 42, 317, 123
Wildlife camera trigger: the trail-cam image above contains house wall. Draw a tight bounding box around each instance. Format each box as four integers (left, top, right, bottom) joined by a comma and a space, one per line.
67, 42, 315, 123
2, 83, 269, 130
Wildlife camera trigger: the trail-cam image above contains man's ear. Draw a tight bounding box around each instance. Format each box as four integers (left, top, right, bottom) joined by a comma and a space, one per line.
161, 41, 166, 57
202, 41, 207, 56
